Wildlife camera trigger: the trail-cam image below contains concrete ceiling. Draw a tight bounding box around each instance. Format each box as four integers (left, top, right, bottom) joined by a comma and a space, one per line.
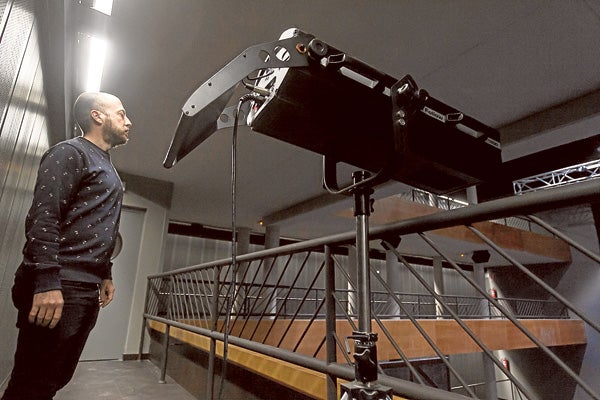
64, 0, 600, 240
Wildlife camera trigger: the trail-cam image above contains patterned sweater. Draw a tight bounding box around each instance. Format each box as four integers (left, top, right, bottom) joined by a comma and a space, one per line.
19, 136, 124, 294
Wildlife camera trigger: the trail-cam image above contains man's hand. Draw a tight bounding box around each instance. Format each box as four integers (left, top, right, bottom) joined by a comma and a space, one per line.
29, 290, 64, 329
99, 279, 115, 308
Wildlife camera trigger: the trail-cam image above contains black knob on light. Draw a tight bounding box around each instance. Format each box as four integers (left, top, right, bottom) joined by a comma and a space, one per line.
308, 39, 328, 59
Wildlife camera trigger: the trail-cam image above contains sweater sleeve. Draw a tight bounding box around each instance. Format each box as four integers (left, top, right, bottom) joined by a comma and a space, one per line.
22, 144, 86, 293
101, 261, 113, 281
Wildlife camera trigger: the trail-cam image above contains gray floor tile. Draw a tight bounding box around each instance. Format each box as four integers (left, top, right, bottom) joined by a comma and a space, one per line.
55, 360, 197, 400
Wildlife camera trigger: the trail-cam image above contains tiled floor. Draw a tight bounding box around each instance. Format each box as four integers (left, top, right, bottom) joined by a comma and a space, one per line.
54, 359, 197, 400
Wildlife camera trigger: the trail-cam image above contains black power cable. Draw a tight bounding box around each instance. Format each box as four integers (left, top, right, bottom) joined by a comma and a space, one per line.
218, 92, 263, 400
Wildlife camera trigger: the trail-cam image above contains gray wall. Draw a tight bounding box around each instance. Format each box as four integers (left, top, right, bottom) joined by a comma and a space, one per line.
0, 0, 53, 387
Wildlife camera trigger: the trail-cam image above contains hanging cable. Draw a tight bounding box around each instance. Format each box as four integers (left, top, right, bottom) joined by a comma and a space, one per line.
218, 92, 263, 400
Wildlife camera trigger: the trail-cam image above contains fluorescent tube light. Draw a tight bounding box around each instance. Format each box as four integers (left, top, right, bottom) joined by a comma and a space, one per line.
92, 0, 113, 16
85, 36, 107, 92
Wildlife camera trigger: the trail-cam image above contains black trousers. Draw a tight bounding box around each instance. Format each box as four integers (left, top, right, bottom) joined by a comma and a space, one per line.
2, 280, 100, 400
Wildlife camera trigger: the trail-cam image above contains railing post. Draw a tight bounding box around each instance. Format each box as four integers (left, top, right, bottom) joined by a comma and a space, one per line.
159, 276, 174, 384
207, 267, 221, 400
159, 324, 171, 384
324, 245, 337, 400
138, 278, 151, 360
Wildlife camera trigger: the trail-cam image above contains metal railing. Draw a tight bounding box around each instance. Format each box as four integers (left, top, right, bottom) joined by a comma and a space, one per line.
399, 188, 548, 234
155, 283, 568, 321
140, 179, 600, 400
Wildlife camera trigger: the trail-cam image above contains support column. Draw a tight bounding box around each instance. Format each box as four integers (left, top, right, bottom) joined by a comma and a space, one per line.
237, 227, 251, 255
472, 252, 497, 400
482, 340, 498, 400
385, 249, 401, 318
471, 250, 491, 317
473, 264, 488, 317
466, 185, 479, 205
264, 225, 280, 250
433, 257, 444, 319
234, 227, 251, 314
263, 225, 280, 316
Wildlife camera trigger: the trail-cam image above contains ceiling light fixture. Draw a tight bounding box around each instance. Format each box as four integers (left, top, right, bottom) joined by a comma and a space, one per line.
84, 35, 107, 92
91, 0, 113, 16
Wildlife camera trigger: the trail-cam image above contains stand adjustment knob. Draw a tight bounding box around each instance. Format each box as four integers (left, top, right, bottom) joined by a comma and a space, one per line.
308, 39, 328, 59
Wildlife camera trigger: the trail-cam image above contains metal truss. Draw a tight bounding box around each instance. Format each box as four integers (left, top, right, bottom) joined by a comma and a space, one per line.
513, 159, 600, 195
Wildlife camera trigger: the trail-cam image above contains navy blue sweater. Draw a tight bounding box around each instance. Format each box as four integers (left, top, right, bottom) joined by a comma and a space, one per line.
19, 137, 124, 294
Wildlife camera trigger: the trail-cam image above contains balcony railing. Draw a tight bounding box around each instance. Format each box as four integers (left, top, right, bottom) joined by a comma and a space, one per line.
207, 286, 568, 320
141, 179, 600, 400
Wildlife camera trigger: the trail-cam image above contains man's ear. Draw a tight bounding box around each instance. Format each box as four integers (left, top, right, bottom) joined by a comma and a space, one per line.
90, 109, 104, 125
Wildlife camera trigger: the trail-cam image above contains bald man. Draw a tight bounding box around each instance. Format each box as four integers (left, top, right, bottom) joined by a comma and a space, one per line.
2, 92, 132, 400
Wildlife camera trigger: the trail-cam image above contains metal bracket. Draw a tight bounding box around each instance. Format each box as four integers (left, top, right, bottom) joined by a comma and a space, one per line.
164, 32, 313, 167
182, 34, 313, 118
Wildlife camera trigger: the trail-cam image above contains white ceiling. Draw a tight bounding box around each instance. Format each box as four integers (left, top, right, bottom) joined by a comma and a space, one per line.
80, 0, 600, 240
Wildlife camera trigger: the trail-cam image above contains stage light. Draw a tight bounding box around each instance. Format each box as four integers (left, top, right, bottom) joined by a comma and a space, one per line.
164, 28, 501, 195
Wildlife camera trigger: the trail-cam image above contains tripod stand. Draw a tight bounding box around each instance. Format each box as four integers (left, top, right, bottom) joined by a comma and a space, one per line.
324, 170, 393, 400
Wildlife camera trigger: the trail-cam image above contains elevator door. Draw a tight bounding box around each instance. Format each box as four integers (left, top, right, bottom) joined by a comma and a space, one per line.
80, 207, 145, 360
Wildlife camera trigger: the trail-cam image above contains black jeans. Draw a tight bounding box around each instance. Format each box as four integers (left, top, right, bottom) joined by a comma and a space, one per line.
2, 280, 100, 400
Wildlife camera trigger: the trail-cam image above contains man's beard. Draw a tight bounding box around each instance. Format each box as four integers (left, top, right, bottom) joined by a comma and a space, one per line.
103, 120, 128, 148
110, 131, 128, 147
